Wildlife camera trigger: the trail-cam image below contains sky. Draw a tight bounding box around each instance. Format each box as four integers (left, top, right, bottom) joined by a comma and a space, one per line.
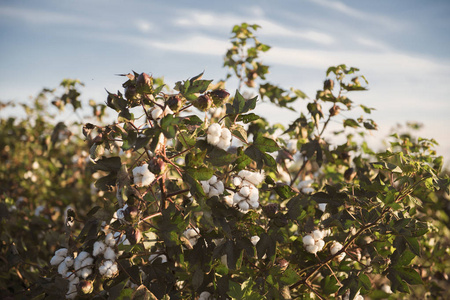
1, 0, 449, 164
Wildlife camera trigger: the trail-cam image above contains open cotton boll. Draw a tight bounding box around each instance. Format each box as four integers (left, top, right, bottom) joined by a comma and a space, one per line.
301, 187, 315, 194
105, 232, 116, 247
104, 247, 116, 260
133, 164, 155, 187
318, 203, 327, 212
151, 107, 163, 120
303, 235, 315, 246
223, 192, 234, 207
233, 177, 242, 186
316, 239, 325, 251
50, 254, 66, 266
207, 134, 220, 146
65, 276, 79, 299
312, 230, 324, 240
207, 123, 222, 137
306, 244, 319, 254
381, 284, 392, 294
251, 236, 260, 246
93, 241, 107, 257
298, 179, 314, 190
330, 241, 346, 261
64, 256, 74, 268
221, 128, 231, 141
238, 200, 249, 212
58, 261, 69, 275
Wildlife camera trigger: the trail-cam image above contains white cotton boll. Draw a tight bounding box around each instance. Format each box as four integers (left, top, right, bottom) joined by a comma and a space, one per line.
105, 233, 115, 247
318, 203, 327, 212
199, 291, 212, 300
316, 239, 325, 251
215, 138, 229, 150
214, 181, 224, 194
312, 230, 324, 241
330, 242, 343, 255
66, 276, 79, 299
248, 199, 259, 209
306, 244, 319, 254
201, 181, 210, 194
251, 236, 260, 246
221, 128, 231, 141
208, 123, 222, 136
248, 171, 265, 186
238, 200, 249, 212
209, 175, 217, 185
50, 255, 65, 266
298, 179, 314, 190
74, 251, 89, 267
58, 261, 69, 275
188, 237, 198, 246
233, 177, 242, 186
240, 186, 251, 197
65, 271, 76, 281
141, 172, 155, 186
185, 228, 198, 239
93, 241, 107, 257
64, 256, 74, 268
303, 235, 315, 246
207, 134, 220, 146
151, 107, 163, 120
55, 248, 68, 257
233, 193, 244, 204
249, 188, 259, 203
302, 187, 315, 194
209, 186, 220, 197
80, 267, 93, 279
109, 262, 118, 274
104, 247, 116, 260
223, 193, 234, 207
381, 284, 392, 294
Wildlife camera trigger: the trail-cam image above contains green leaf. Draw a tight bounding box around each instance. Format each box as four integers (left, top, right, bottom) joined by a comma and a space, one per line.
253, 133, 279, 152
274, 184, 297, 199
160, 114, 180, 138
187, 79, 213, 94
387, 266, 423, 293
131, 284, 158, 300
236, 113, 260, 123
207, 147, 236, 166
91, 156, 122, 172
281, 267, 301, 285
343, 118, 360, 128
371, 162, 402, 173
321, 276, 339, 295
186, 166, 214, 181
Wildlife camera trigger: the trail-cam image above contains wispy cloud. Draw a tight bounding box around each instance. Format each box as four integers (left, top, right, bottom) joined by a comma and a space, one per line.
308, 0, 406, 30
174, 10, 335, 45
0, 6, 111, 28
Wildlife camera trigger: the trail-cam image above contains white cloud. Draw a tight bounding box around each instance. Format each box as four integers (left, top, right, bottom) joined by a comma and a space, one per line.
135, 20, 153, 33
0, 6, 110, 28
308, 0, 406, 30
173, 10, 335, 45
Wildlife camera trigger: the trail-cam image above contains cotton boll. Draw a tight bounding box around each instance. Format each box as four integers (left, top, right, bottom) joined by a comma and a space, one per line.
302, 235, 315, 246
306, 244, 319, 254
381, 284, 392, 294
249, 188, 259, 203
316, 239, 325, 251
248, 199, 259, 209
330, 242, 343, 255
214, 181, 224, 194
105, 233, 115, 247
209, 175, 217, 185
80, 267, 93, 279
207, 134, 220, 146
312, 230, 324, 241
151, 107, 163, 120
141, 173, 155, 186
93, 241, 107, 257
208, 123, 222, 136
247, 171, 265, 186
233, 177, 242, 186
201, 181, 210, 194
64, 256, 74, 268
104, 247, 116, 260
221, 128, 231, 140
302, 187, 315, 194
209, 186, 220, 197
55, 248, 69, 258
238, 201, 249, 212
216, 138, 229, 150
185, 228, 198, 239
251, 236, 260, 246
58, 261, 69, 275
233, 193, 244, 204
240, 186, 251, 197
298, 179, 314, 189
223, 193, 234, 207
50, 255, 65, 266
318, 203, 327, 212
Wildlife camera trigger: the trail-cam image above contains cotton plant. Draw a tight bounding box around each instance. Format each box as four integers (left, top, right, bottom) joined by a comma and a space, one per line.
303, 230, 327, 254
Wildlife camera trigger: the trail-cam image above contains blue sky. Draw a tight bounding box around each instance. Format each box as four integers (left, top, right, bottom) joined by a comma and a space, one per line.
1, 0, 450, 162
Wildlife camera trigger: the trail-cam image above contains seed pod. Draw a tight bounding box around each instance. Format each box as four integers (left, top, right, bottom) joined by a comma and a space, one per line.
329, 104, 341, 116
262, 203, 279, 218
124, 206, 139, 222
344, 167, 357, 181
124, 85, 137, 101
193, 94, 212, 111
167, 95, 183, 112
209, 89, 230, 107
127, 228, 142, 245
148, 157, 166, 175
324, 79, 334, 90
78, 280, 94, 295
136, 72, 153, 93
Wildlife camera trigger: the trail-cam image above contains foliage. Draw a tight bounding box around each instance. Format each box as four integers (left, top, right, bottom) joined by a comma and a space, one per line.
1, 23, 450, 300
